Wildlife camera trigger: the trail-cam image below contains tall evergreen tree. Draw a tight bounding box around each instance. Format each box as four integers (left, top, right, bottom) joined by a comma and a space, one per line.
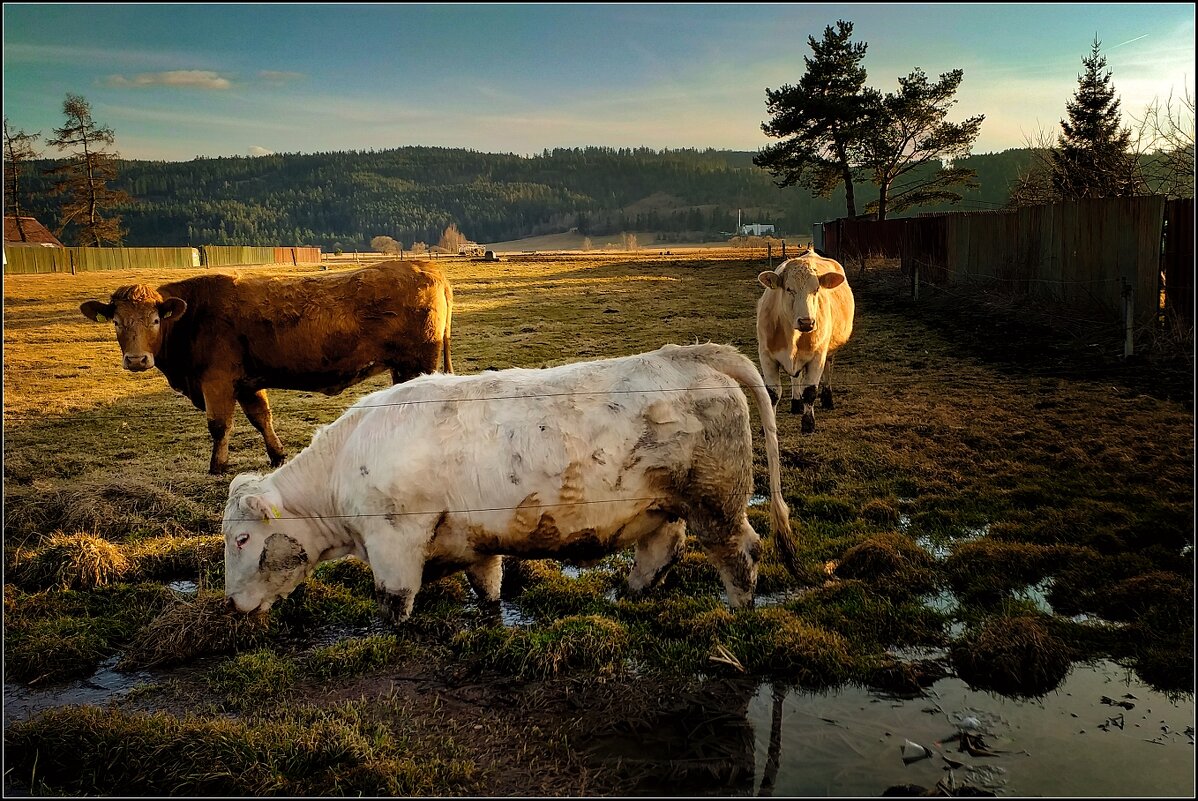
859, 68, 985, 220
3, 117, 42, 241
1051, 37, 1139, 199
754, 20, 873, 217
44, 93, 132, 246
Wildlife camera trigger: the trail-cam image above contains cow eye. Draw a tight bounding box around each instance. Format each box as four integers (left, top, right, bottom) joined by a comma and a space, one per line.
235, 533, 250, 549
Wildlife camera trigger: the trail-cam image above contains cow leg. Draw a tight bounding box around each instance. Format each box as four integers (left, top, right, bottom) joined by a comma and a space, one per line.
465, 555, 504, 606
757, 346, 783, 408
201, 383, 236, 474
798, 353, 828, 434
819, 355, 835, 410
236, 388, 287, 467
702, 516, 762, 609
363, 524, 428, 627
627, 519, 686, 595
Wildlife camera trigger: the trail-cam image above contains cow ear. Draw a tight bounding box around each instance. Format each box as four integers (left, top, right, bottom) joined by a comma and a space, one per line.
80, 300, 115, 323
758, 271, 782, 289
818, 271, 845, 290
241, 493, 277, 522
159, 297, 187, 320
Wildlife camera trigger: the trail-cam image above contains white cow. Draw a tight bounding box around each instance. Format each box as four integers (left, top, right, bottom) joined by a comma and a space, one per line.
756, 249, 855, 433
223, 343, 799, 625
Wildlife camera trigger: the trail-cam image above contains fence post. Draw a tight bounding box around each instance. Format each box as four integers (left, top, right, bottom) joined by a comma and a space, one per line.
1122, 279, 1135, 358
70, 250, 76, 276
912, 261, 920, 300
767, 242, 773, 268
781, 239, 787, 260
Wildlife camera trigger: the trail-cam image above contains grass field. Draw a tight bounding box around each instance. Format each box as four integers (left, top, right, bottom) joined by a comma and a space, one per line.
3, 252, 1193, 795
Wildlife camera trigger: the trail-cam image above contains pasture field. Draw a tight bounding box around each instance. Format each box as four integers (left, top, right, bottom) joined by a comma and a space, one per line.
3, 252, 1193, 795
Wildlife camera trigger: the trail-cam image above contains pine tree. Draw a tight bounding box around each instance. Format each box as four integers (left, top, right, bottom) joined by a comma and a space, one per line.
1051, 38, 1139, 199
754, 20, 873, 217
44, 93, 133, 246
3, 117, 42, 241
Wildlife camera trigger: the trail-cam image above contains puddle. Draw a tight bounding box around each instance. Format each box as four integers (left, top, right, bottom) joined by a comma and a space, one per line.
168, 580, 198, 596
740, 660, 1195, 796
581, 660, 1194, 796
3, 656, 154, 729
500, 600, 535, 627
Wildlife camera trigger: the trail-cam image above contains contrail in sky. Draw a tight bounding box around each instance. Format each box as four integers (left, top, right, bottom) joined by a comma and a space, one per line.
1111, 34, 1150, 48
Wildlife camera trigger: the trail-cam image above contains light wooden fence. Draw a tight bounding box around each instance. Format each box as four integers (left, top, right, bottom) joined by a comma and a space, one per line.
4, 244, 322, 275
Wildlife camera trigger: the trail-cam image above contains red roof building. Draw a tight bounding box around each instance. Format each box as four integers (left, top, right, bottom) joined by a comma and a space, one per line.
4, 215, 64, 247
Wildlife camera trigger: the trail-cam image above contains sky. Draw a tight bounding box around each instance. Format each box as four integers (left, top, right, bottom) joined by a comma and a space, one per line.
2, 3, 1195, 162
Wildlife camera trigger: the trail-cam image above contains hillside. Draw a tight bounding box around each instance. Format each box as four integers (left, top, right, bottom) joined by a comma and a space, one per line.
15, 146, 1037, 250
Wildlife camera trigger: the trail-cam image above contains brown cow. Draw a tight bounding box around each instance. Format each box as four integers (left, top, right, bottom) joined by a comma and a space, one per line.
756, 248, 855, 434
80, 260, 453, 474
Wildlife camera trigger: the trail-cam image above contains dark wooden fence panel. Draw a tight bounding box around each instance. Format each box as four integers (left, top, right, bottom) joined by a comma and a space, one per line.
1162, 198, 1194, 328
826, 196, 1170, 326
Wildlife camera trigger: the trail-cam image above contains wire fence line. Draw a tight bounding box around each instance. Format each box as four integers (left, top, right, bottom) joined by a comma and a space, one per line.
1, 365, 1160, 426
225, 494, 679, 525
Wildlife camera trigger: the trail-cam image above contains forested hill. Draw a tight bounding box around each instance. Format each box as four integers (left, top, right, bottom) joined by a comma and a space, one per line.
17, 145, 1038, 249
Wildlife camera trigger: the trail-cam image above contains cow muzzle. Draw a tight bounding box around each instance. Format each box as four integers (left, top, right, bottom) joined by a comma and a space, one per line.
796, 319, 816, 333
123, 353, 153, 371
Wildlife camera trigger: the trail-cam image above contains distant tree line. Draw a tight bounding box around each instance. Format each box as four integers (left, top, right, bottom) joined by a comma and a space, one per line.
12, 143, 1050, 249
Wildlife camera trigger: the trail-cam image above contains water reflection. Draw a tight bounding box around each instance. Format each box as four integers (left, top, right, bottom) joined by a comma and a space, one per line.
739, 660, 1194, 797
576, 660, 1193, 796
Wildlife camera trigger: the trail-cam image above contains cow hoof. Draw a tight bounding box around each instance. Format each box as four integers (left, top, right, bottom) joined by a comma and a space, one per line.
269, 454, 288, 468
790, 398, 802, 415
209, 464, 228, 476
766, 387, 779, 407
820, 388, 834, 410
801, 414, 816, 434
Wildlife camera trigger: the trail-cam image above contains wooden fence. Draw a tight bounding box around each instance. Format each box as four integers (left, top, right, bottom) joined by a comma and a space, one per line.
4, 244, 322, 275
820, 196, 1187, 328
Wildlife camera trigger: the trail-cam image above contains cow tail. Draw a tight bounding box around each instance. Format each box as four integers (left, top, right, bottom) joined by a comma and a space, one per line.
704, 345, 801, 582
441, 281, 454, 374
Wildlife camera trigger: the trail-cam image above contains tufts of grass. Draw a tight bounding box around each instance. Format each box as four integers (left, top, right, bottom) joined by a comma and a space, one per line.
311, 556, 375, 597
7, 532, 132, 590
118, 591, 271, 670
512, 570, 614, 621
500, 558, 563, 597
786, 580, 948, 651
834, 532, 939, 598
453, 614, 629, 679
944, 539, 1081, 604
2, 476, 216, 547
207, 649, 299, 711
718, 607, 857, 684
950, 614, 1074, 698
859, 498, 901, 526
127, 535, 223, 581
270, 580, 380, 631
5, 583, 176, 684
3, 701, 476, 796
307, 634, 414, 680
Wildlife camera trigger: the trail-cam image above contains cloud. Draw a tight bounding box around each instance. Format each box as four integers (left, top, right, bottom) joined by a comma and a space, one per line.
248, 146, 275, 157
105, 70, 232, 90
258, 70, 304, 83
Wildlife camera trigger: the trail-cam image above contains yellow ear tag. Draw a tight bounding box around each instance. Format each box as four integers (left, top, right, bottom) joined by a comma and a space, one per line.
163, 310, 172, 318
96, 313, 107, 323
271, 506, 281, 519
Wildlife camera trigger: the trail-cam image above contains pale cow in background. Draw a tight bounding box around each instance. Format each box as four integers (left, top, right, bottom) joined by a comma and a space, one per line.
756, 248, 855, 434
222, 343, 801, 626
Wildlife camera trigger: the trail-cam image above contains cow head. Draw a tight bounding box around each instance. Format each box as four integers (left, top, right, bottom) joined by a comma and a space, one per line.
80, 285, 187, 372
222, 473, 314, 615
758, 255, 845, 334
